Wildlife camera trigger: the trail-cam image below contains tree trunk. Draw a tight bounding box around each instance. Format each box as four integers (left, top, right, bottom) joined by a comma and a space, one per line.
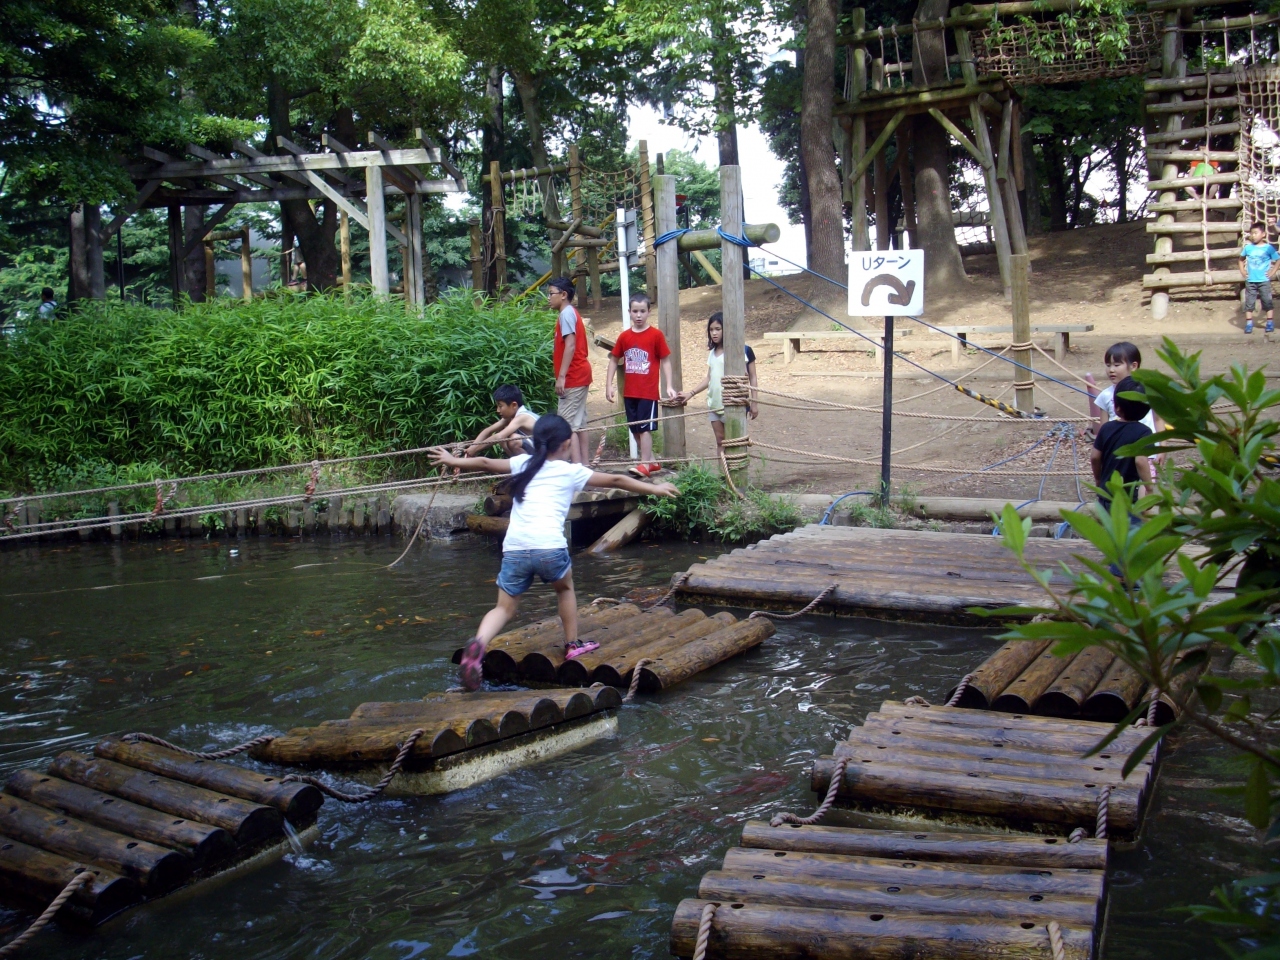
67, 204, 105, 304
715, 78, 740, 166
267, 75, 339, 290
910, 0, 965, 288
184, 206, 207, 302
1019, 131, 1042, 236
1111, 141, 1129, 223
482, 65, 504, 295
795, 42, 814, 255
800, 0, 845, 282
1041, 139, 1069, 231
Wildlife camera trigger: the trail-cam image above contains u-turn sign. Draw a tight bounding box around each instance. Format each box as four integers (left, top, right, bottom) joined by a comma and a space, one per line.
848, 251, 924, 317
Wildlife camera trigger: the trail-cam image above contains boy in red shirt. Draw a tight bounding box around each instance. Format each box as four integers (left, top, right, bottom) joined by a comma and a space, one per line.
549, 277, 593, 464
604, 292, 677, 478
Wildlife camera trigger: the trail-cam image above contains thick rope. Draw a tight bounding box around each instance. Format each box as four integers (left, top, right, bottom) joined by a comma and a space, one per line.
1047, 920, 1067, 960
1095, 785, 1111, 840
1135, 689, 1161, 727
0, 871, 94, 957
946, 674, 974, 707
387, 462, 458, 568
749, 583, 837, 620
624, 659, 655, 702
283, 728, 426, 803
1068, 827, 1088, 843
692, 902, 718, 960
746, 438, 1087, 476
721, 375, 752, 408
646, 573, 690, 609
771, 756, 849, 827
122, 732, 277, 761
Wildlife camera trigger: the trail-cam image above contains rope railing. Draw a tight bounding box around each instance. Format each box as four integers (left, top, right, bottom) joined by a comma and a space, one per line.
0, 871, 94, 958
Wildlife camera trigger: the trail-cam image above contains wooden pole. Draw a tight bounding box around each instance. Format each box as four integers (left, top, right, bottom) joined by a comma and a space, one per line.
366, 165, 389, 295
241, 226, 253, 302
167, 204, 184, 305
490, 160, 507, 293
720, 165, 748, 489
638, 141, 658, 295
851, 9, 869, 252
340, 212, 351, 298
655, 175, 686, 461
569, 144, 585, 297
407, 193, 425, 307
1150, 11, 1183, 321
881, 315, 893, 499
468, 218, 482, 295
998, 98, 1028, 256
204, 240, 216, 299
1011, 253, 1033, 412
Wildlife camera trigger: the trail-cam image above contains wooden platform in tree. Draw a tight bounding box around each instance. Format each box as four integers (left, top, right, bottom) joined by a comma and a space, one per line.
671, 821, 1106, 959
451, 601, 775, 690
677, 525, 1090, 620
0, 737, 324, 927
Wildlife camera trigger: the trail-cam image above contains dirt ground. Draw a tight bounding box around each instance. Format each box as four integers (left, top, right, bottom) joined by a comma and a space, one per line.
573, 221, 1269, 502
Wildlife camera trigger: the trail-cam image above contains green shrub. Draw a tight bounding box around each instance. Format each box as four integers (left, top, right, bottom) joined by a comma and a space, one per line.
642, 464, 802, 542
0, 292, 555, 488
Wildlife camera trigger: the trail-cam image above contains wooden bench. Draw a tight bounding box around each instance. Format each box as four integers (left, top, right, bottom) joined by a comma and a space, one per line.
938, 323, 1093, 363
762, 329, 912, 364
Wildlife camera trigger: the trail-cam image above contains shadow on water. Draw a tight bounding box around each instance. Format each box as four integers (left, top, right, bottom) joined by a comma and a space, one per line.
0, 535, 1268, 958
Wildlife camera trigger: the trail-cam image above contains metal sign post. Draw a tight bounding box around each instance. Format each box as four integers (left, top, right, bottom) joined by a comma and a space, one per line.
848, 251, 925, 503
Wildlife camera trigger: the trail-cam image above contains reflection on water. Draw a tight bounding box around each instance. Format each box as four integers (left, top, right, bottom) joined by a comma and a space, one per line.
0, 535, 1264, 958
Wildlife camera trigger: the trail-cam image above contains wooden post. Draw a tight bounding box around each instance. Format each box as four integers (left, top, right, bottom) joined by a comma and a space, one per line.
956, 27, 1013, 299
881, 315, 894, 499
998, 98, 1028, 256
339, 212, 351, 298
638, 141, 658, 295
1011, 253, 1033, 413
407, 194, 425, 307
568, 144, 584, 292
241, 226, 253, 302
851, 9, 869, 252
280, 231, 292, 289
204, 240, 216, 299
468, 218, 482, 295
490, 160, 507, 293
1151, 11, 1183, 321
366, 164, 389, 295
720, 166, 748, 488
167, 204, 184, 305
655, 175, 686, 461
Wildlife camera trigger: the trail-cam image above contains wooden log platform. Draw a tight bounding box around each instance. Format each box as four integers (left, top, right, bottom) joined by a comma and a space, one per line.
676, 525, 1097, 620
250, 687, 625, 794
671, 820, 1107, 959
818, 701, 1156, 839
0, 738, 324, 928
449, 601, 775, 690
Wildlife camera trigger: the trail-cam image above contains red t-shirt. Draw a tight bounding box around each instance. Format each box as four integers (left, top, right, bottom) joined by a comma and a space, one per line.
553, 306, 593, 389
611, 325, 671, 400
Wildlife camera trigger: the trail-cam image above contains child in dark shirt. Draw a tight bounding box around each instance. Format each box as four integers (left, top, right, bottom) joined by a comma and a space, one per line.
1090, 376, 1154, 512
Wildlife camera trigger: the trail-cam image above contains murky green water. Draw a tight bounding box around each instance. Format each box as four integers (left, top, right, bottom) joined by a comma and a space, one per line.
0, 535, 1269, 959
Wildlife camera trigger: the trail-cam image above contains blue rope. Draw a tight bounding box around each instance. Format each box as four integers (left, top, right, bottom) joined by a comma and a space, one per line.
754, 244, 1091, 399
655, 228, 691, 246
717, 227, 753, 247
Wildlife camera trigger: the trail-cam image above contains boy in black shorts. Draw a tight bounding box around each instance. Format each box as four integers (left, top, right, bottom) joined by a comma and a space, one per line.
604, 292, 677, 478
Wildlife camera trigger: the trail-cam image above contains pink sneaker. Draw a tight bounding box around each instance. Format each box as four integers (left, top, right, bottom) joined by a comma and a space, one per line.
565, 639, 600, 660
459, 638, 486, 691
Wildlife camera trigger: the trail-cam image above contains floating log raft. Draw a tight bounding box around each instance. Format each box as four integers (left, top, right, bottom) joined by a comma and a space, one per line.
950, 639, 1203, 723
671, 821, 1106, 959
251, 687, 624, 794
0, 738, 324, 929
451, 601, 774, 690
677, 526, 1098, 620
815, 701, 1157, 838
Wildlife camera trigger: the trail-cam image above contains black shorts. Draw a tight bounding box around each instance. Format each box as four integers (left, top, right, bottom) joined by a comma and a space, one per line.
623, 397, 658, 434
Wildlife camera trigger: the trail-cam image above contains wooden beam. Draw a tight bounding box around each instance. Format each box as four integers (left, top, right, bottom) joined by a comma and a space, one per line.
1145, 121, 1239, 145
299, 169, 408, 246
180, 202, 238, 260
99, 180, 161, 243
369, 132, 427, 184
367, 165, 388, 296
187, 144, 277, 190
835, 80, 1006, 118
849, 109, 907, 185
928, 108, 984, 165
132, 146, 446, 181
692, 249, 722, 283
654, 175, 685, 460
141, 181, 458, 207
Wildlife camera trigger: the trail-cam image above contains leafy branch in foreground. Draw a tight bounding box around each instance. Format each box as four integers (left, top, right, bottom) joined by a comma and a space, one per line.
985, 339, 1280, 957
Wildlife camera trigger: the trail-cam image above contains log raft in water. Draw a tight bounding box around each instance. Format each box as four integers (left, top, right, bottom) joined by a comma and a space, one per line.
637, 618, 775, 694
992, 648, 1083, 713
588, 612, 737, 687
553, 607, 685, 685
93, 737, 322, 824
47, 752, 282, 846
0, 834, 139, 924
1082, 658, 1148, 721
472, 603, 641, 678
947, 639, 1051, 708
4, 770, 235, 868
1035, 646, 1117, 718
670, 897, 1094, 960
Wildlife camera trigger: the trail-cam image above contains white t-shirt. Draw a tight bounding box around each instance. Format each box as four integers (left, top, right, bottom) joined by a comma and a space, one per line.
503, 454, 594, 552
1096, 385, 1155, 431
514, 404, 539, 437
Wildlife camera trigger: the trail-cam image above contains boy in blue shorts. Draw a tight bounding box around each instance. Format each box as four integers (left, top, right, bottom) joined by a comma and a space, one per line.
1240, 221, 1279, 334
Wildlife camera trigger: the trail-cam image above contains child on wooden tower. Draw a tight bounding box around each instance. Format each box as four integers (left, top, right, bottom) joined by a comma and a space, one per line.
432, 414, 678, 691
605, 292, 678, 478
464, 384, 539, 456
678, 312, 760, 453
1240, 221, 1279, 334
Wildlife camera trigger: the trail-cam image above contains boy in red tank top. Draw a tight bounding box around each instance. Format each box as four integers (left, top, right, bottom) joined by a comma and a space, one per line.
604, 292, 676, 477
549, 277, 593, 463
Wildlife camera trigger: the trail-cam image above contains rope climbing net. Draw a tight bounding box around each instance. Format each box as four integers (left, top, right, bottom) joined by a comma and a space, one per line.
1238, 65, 1280, 237
975, 13, 1162, 84
579, 161, 644, 268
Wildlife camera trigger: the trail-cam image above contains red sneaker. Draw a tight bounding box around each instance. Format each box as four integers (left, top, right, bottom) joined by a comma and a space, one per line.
627, 463, 652, 479
645, 462, 664, 475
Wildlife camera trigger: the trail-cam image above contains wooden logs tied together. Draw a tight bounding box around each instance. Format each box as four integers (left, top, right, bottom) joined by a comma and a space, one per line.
0, 834, 139, 925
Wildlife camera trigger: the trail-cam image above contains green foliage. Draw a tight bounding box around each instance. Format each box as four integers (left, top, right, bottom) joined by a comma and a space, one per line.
987, 339, 1280, 955
642, 464, 802, 542
0, 292, 555, 487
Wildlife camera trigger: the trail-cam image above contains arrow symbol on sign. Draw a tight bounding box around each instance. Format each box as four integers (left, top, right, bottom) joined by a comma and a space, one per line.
860, 274, 916, 307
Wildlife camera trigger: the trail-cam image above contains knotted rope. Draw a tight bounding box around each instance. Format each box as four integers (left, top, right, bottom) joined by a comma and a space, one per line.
692, 902, 718, 960
0, 870, 93, 957
122, 732, 277, 760
946, 674, 974, 707
387, 461, 458, 569
749, 583, 837, 620
1135, 690, 1161, 727
152, 480, 178, 517
283, 728, 426, 803
1047, 920, 1067, 960
624, 659, 655, 702
1095, 785, 1111, 840
1067, 827, 1088, 843
303, 461, 321, 502
771, 756, 848, 827
645, 572, 690, 609
721, 375, 752, 407
718, 437, 749, 499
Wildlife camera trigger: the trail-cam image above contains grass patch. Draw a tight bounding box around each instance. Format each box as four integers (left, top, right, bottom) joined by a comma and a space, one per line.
641, 464, 802, 542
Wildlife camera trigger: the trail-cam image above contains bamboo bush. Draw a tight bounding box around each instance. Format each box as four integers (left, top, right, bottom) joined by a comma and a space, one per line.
0, 292, 555, 490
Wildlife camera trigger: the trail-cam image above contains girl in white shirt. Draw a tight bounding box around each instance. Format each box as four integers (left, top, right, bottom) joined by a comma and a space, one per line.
432, 414, 679, 691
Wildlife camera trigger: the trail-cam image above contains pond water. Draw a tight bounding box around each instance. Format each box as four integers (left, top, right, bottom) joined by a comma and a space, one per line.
0, 534, 1268, 959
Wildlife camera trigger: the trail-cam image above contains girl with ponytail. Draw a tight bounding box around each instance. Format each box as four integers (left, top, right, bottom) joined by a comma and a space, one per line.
432, 414, 679, 690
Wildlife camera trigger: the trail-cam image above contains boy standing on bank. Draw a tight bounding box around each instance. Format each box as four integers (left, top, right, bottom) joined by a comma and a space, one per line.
605, 292, 677, 479
549, 277, 592, 463
1240, 222, 1279, 334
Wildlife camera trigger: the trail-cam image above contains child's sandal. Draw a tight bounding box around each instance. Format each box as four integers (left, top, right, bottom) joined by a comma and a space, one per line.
565, 639, 600, 660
